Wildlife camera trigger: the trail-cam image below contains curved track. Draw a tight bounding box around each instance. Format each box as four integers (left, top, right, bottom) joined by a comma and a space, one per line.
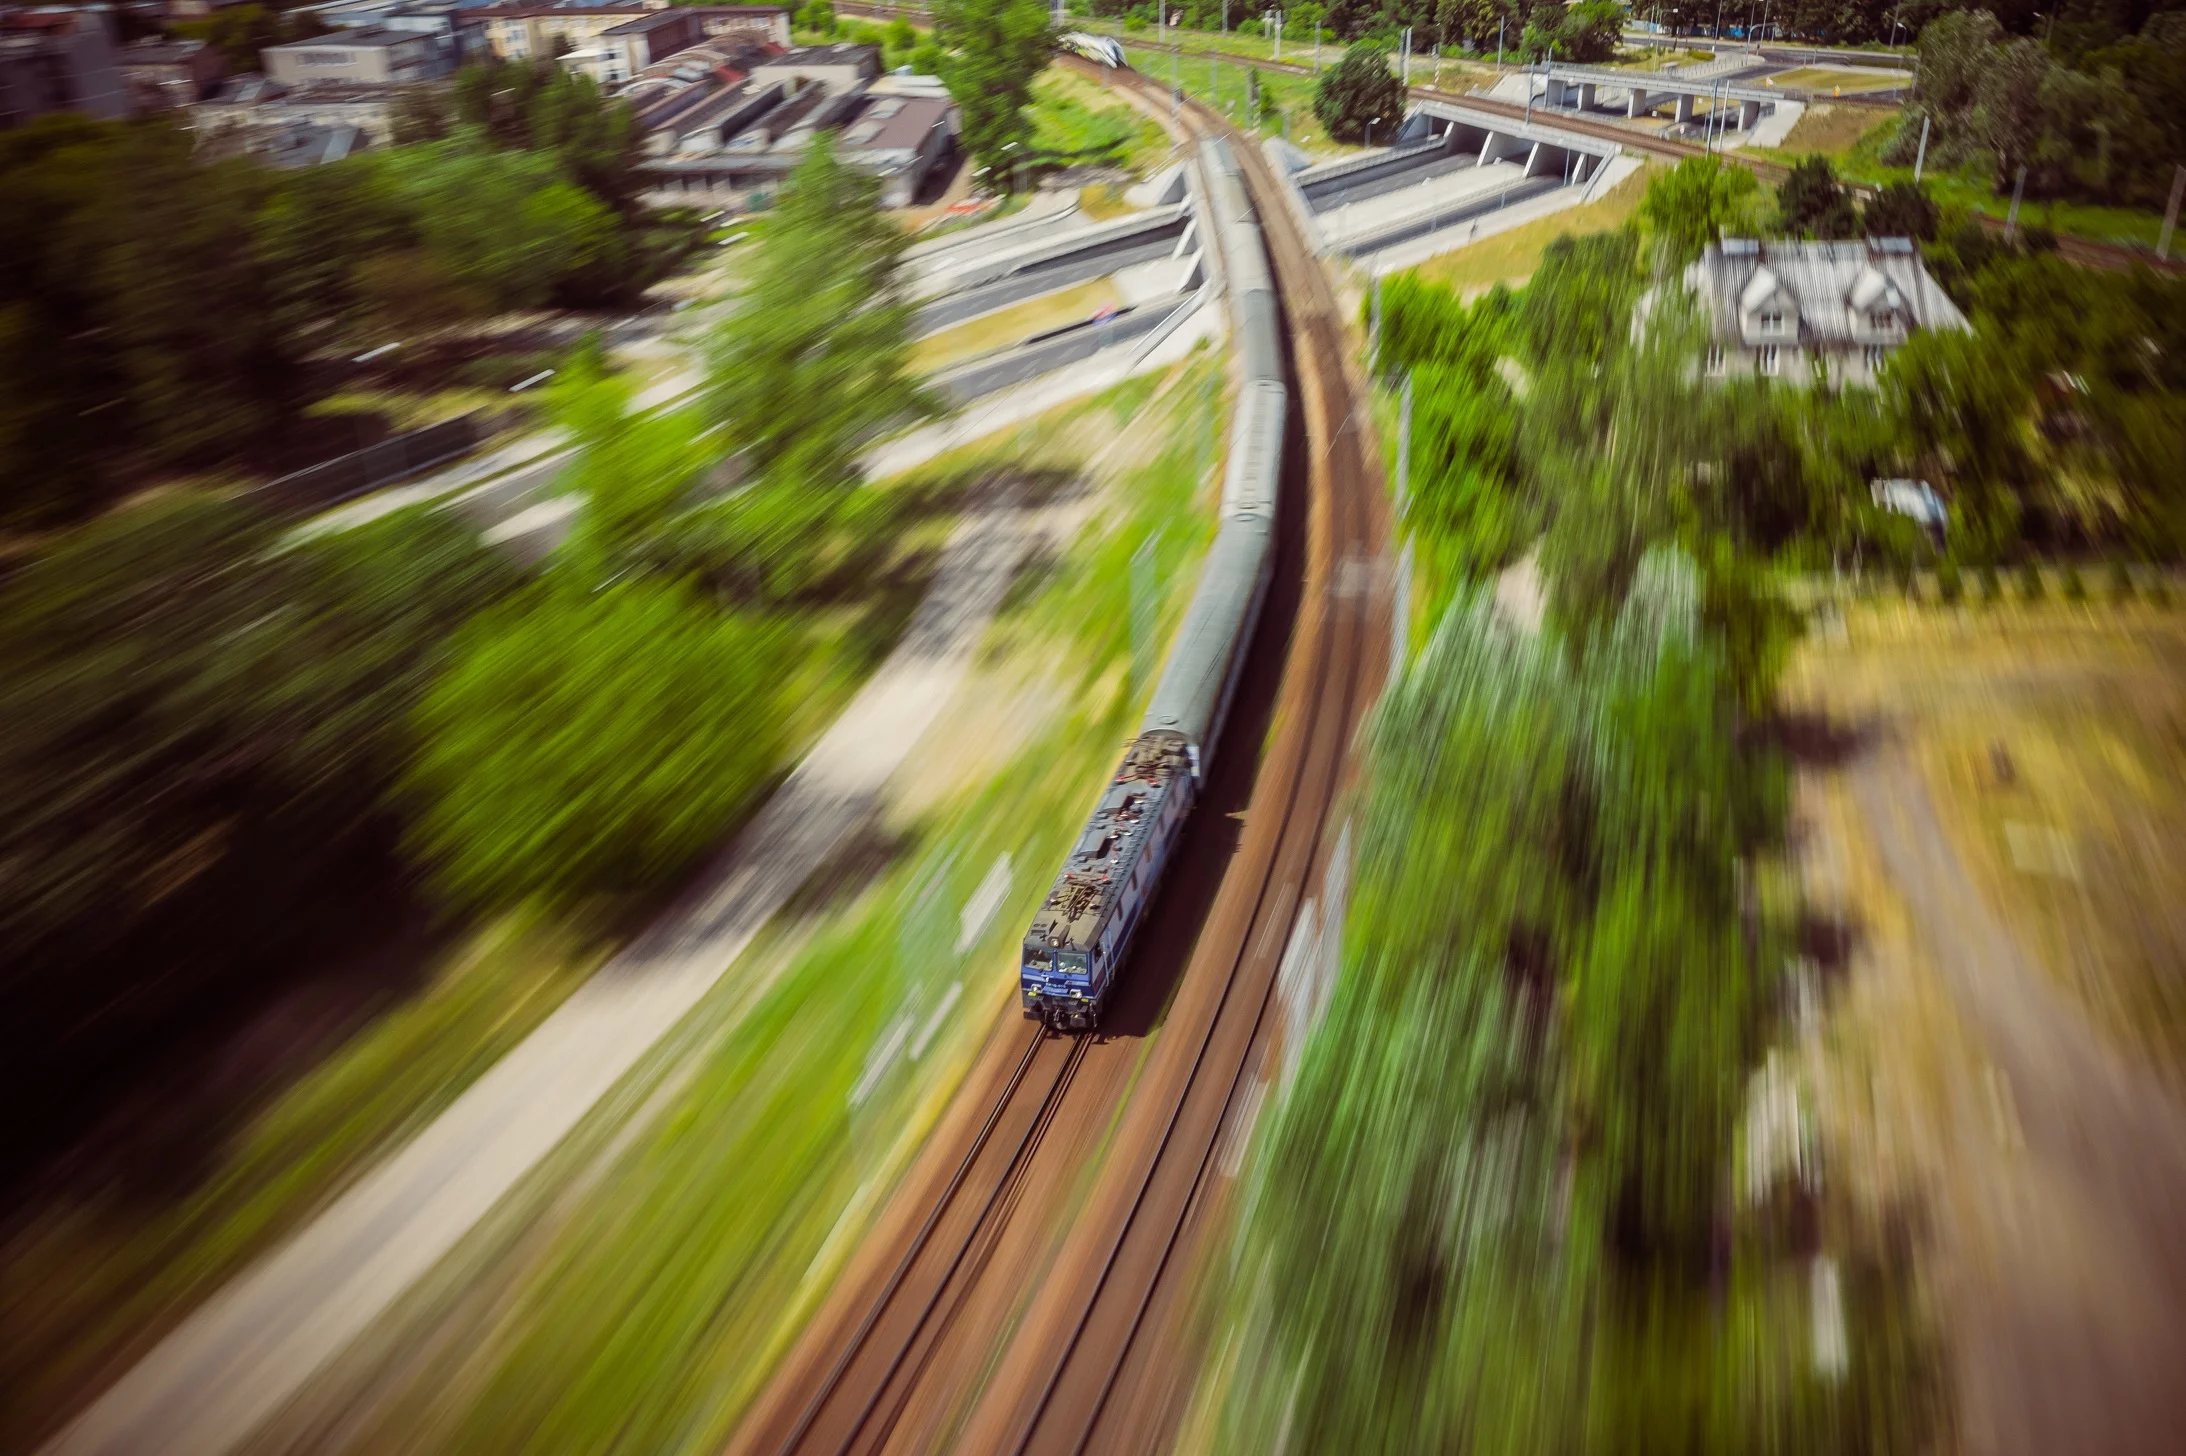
728, 58, 1388, 1456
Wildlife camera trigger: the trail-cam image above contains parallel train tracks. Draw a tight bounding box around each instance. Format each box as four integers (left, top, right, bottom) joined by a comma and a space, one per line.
729, 55, 1387, 1456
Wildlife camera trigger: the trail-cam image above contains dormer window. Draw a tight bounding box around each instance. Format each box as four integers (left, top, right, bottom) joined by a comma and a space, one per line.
1869, 308, 1896, 330
1758, 309, 1785, 332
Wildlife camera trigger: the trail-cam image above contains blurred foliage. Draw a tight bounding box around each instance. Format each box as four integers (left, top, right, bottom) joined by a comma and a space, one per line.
404, 581, 789, 911
1220, 557, 1841, 1451
0, 494, 518, 1119
1884, 9, 2185, 207
1, 59, 677, 525
704, 133, 942, 495
1776, 156, 1861, 240
1638, 155, 1763, 265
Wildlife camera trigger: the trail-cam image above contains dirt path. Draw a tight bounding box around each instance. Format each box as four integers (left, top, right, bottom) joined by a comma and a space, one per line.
1846, 742, 2186, 1456
39, 503, 1042, 1456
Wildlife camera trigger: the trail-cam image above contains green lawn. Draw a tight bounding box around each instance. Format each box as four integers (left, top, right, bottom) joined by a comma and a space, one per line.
1122, 44, 1360, 155
1833, 121, 2171, 251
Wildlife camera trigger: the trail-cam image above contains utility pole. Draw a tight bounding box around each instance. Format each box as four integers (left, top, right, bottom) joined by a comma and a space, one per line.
1171, 10, 1181, 119
2005, 162, 2027, 243
1911, 113, 1930, 182
1496, 16, 1503, 67
1313, 21, 1320, 70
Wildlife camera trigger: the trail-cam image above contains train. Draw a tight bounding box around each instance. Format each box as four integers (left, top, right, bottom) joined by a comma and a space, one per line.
1020, 139, 1286, 1033
1057, 32, 1127, 70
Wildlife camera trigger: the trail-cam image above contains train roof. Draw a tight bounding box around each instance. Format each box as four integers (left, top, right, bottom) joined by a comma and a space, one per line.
1024, 732, 1191, 955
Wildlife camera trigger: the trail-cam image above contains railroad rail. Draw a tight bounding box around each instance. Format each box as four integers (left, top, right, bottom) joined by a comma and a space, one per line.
727, 52, 1388, 1456
968, 62, 1384, 1456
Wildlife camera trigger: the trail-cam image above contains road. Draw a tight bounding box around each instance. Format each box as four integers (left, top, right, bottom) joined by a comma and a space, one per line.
38, 500, 1048, 1456
727, 57, 1390, 1456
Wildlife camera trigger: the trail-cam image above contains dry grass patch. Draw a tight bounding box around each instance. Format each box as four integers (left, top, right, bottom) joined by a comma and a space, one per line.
1402, 164, 1654, 297
1755, 101, 1899, 159
912, 277, 1123, 375
1766, 66, 1911, 94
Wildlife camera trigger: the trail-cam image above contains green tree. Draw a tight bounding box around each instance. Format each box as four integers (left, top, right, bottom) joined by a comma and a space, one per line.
932, 0, 1053, 187
1975, 35, 2050, 189
1314, 42, 1405, 143
546, 339, 714, 580
1637, 155, 1761, 264
0, 493, 515, 1085
1862, 178, 1939, 240
704, 133, 942, 492
1881, 326, 2034, 554
1774, 154, 1858, 238
404, 582, 789, 912
370, 142, 616, 315
174, 3, 279, 68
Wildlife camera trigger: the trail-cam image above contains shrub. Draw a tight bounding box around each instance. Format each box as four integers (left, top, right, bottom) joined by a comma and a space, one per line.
1978, 562, 2002, 603
2062, 563, 2087, 600
1313, 43, 1404, 144
2018, 561, 2046, 600
1936, 561, 1963, 603
406, 582, 791, 912
2108, 560, 2135, 603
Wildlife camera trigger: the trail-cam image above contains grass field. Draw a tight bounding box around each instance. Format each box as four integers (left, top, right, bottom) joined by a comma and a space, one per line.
1746, 101, 1897, 161
1765, 65, 1911, 93
1121, 45, 1360, 155
912, 277, 1124, 374
1027, 67, 1172, 176
233, 353, 1234, 1455
1403, 164, 1654, 297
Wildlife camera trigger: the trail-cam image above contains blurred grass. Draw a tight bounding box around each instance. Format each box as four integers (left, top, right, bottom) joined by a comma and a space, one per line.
1027, 67, 1173, 175
1746, 101, 1898, 159
1766, 66, 1911, 94
278, 354, 1230, 1453
0, 914, 603, 1449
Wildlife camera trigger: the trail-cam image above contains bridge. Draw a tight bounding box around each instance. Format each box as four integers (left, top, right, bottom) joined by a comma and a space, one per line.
1521, 60, 1783, 131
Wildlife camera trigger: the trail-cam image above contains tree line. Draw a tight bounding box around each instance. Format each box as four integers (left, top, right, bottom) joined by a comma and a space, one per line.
1884, 7, 2185, 210
0, 58, 680, 528
0, 136, 936, 1181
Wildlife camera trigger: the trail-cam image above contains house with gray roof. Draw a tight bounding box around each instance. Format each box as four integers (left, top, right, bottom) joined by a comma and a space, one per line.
1686, 237, 1969, 387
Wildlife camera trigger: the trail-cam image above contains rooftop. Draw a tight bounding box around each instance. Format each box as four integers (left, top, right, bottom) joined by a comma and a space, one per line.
838, 92, 949, 154
1688, 237, 1969, 344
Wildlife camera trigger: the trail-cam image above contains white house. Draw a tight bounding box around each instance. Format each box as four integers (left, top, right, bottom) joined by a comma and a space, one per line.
1686, 237, 1969, 386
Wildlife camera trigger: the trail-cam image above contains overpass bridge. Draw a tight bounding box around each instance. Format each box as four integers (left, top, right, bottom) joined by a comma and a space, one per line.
1522, 61, 1783, 131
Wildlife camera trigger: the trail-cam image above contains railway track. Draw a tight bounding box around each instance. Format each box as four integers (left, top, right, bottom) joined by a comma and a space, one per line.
727, 54, 1388, 1456
959, 62, 1384, 1456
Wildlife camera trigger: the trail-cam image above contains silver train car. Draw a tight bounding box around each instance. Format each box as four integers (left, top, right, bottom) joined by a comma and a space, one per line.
1058, 32, 1127, 69
1020, 139, 1288, 1032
